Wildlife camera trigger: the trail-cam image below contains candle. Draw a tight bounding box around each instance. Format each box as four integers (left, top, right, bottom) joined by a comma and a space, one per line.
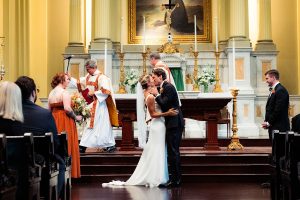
120, 17, 124, 53
104, 40, 107, 70
232, 38, 236, 86
194, 15, 197, 52
215, 17, 218, 52
143, 16, 146, 52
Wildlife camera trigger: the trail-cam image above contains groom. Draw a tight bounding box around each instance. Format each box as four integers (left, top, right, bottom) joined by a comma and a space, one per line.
152, 68, 184, 187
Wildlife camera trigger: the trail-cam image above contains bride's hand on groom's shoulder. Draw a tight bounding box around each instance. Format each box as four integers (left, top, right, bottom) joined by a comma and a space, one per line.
167, 108, 179, 116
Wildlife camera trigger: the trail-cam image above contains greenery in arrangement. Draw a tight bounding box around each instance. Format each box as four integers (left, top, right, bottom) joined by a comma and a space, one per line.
124, 68, 139, 93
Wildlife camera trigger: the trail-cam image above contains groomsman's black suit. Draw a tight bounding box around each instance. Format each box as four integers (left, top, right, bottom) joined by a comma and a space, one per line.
155, 80, 184, 185
265, 83, 290, 140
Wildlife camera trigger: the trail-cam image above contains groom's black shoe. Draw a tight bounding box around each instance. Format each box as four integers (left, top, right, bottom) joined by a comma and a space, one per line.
159, 180, 181, 188
158, 180, 173, 188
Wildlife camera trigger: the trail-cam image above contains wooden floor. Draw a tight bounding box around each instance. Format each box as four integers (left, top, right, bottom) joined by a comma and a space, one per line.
71, 182, 270, 200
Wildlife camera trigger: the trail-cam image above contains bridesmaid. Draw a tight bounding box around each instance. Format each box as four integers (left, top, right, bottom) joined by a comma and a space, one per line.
48, 72, 82, 178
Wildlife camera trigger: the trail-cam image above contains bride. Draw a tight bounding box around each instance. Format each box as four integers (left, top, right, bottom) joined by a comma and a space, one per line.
103, 74, 178, 187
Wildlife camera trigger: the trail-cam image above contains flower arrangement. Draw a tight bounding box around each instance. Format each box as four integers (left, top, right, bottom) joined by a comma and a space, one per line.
124, 69, 139, 93
71, 92, 91, 125
196, 67, 216, 93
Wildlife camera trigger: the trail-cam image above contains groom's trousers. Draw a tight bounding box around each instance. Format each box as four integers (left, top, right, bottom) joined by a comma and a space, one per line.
166, 126, 183, 183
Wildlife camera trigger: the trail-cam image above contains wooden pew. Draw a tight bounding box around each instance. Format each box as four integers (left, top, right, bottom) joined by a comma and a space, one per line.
0, 134, 17, 200
280, 132, 300, 200
270, 130, 286, 200
58, 132, 71, 200
6, 133, 41, 200
34, 132, 59, 200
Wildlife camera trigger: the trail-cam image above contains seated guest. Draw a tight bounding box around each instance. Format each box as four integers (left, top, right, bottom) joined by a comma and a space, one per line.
15, 76, 65, 198
0, 81, 26, 200
0, 81, 24, 134
48, 72, 82, 178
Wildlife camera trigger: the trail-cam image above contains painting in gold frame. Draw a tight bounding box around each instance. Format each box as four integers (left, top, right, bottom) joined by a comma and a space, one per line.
128, 0, 211, 44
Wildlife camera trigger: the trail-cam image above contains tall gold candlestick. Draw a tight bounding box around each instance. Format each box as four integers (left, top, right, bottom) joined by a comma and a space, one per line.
213, 51, 223, 92
117, 52, 126, 93
193, 51, 199, 91
0, 65, 5, 81
0, 37, 5, 81
228, 88, 243, 150
141, 52, 148, 75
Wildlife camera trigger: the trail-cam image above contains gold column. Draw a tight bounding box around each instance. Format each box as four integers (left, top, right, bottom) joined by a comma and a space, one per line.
66, 0, 85, 52
117, 52, 126, 93
193, 51, 199, 91
94, 0, 110, 40
230, 0, 248, 37
258, 0, 272, 41
213, 51, 223, 92
255, 0, 276, 51
228, 88, 244, 150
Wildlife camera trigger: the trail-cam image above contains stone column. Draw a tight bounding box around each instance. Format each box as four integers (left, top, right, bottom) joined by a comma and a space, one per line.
90, 0, 111, 49
89, 0, 113, 78
218, 0, 229, 50
229, 0, 249, 45
227, 0, 259, 138
65, 0, 85, 53
255, 0, 276, 51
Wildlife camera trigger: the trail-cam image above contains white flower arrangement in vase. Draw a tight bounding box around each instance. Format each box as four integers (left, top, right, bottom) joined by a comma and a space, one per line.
196, 67, 216, 93
124, 68, 139, 93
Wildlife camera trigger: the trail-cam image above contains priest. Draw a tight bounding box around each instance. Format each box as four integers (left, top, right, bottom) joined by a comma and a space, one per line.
70, 59, 118, 153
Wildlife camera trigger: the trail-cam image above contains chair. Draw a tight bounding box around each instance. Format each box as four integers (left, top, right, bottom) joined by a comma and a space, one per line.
218, 106, 231, 138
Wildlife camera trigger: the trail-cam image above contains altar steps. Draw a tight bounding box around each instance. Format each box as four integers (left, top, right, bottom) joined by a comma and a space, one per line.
76, 146, 271, 184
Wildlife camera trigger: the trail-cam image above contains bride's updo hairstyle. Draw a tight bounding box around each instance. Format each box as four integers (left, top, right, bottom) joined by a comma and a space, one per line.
51, 72, 66, 88
139, 74, 151, 90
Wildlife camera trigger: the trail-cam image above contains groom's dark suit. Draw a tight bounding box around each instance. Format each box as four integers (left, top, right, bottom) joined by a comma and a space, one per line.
265, 83, 290, 140
155, 81, 184, 184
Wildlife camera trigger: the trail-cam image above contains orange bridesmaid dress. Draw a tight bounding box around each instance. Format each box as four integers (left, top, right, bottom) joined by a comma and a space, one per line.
50, 102, 81, 178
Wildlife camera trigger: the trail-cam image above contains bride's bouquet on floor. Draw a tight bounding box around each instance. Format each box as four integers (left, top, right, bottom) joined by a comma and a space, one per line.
71, 92, 91, 125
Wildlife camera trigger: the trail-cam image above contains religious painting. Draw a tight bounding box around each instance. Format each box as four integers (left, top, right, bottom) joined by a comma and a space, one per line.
128, 0, 211, 44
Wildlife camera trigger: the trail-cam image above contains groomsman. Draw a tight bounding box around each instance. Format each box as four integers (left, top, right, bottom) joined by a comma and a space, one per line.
262, 69, 290, 140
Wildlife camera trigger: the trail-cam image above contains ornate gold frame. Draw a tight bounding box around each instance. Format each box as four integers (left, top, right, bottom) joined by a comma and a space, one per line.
128, 0, 212, 44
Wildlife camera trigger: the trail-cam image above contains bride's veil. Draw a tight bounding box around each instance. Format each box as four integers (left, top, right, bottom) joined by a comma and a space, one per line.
136, 82, 147, 148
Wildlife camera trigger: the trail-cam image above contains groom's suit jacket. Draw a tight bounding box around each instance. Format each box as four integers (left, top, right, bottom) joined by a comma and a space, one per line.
265, 83, 290, 138
155, 81, 184, 129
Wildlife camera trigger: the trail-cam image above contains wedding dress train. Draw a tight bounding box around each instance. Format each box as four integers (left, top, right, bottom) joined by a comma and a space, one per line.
102, 95, 168, 187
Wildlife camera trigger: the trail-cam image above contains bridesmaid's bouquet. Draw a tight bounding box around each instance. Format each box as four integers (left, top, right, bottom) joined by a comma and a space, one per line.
71, 92, 91, 125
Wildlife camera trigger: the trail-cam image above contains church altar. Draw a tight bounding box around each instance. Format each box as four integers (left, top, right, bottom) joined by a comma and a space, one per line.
62, 40, 300, 141
115, 92, 232, 151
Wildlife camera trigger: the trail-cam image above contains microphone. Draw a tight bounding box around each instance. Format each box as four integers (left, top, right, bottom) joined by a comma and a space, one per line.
64, 55, 74, 60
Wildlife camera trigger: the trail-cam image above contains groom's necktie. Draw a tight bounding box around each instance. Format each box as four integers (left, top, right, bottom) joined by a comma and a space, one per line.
157, 86, 161, 94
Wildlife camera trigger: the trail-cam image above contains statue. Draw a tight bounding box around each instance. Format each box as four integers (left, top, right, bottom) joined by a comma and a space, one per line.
162, 3, 179, 31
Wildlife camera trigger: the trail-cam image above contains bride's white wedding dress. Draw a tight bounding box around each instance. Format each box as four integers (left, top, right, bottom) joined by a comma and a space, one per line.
102, 94, 168, 187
